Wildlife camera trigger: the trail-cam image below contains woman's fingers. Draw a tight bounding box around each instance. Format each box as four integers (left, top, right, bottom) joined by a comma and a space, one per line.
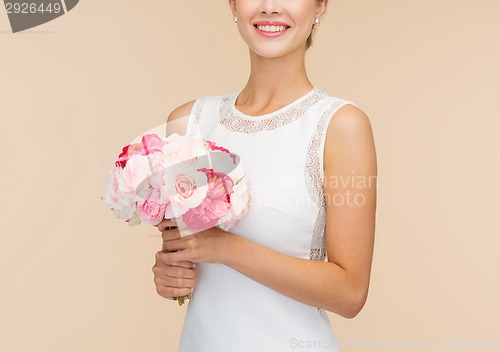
156, 286, 193, 300
154, 272, 196, 289
156, 251, 194, 268
152, 254, 196, 279
157, 218, 178, 232
152, 251, 198, 300
160, 219, 181, 243
162, 238, 185, 252
162, 228, 180, 242
161, 265, 197, 279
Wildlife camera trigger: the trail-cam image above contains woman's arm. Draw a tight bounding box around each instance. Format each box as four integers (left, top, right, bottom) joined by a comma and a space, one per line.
162, 104, 377, 317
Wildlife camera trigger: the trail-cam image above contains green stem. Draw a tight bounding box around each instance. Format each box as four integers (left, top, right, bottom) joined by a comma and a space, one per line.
175, 294, 192, 306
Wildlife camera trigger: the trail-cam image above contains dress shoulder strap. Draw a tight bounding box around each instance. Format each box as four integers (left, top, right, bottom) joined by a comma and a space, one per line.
185, 96, 208, 139
186, 93, 228, 139
314, 98, 360, 185
305, 97, 360, 262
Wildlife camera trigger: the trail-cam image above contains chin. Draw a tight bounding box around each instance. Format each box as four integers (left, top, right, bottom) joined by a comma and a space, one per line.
247, 38, 300, 55
251, 44, 305, 59
252, 48, 288, 59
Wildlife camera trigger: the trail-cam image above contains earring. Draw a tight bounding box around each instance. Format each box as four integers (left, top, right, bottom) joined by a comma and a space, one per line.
314, 17, 320, 24
233, 16, 237, 23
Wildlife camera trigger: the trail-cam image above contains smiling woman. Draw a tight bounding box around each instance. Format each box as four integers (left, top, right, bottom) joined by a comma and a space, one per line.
246, 0, 323, 48
232, 0, 327, 57
151, 0, 377, 351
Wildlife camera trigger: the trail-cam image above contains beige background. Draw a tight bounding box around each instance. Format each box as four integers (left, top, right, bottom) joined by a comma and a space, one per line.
1, 0, 499, 351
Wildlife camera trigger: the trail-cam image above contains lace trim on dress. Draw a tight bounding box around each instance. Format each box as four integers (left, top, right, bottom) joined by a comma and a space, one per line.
219, 88, 328, 133
194, 98, 205, 126
305, 99, 353, 262
186, 97, 207, 139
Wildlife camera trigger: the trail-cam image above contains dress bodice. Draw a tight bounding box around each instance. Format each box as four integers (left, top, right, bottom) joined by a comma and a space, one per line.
178, 87, 358, 352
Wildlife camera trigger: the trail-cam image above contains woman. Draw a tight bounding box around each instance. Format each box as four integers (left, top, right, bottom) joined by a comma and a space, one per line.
152, 0, 377, 350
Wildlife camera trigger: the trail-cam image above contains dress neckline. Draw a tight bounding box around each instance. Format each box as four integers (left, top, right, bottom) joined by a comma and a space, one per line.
230, 87, 319, 120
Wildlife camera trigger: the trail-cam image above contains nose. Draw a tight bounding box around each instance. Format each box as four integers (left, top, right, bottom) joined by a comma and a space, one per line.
259, 0, 283, 15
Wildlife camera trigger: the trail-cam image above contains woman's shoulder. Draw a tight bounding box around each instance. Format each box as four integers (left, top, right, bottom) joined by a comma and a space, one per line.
165, 100, 196, 136
314, 87, 368, 127
313, 87, 371, 144
167, 100, 196, 123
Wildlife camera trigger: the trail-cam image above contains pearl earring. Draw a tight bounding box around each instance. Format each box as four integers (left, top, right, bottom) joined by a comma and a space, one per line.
233, 16, 237, 23
315, 17, 320, 24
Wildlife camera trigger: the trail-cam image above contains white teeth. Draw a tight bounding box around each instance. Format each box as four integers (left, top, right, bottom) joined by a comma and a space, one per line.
256, 25, 287, 33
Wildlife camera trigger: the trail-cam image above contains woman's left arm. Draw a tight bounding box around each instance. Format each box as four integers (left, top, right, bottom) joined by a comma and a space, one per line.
163, 105, 377, 319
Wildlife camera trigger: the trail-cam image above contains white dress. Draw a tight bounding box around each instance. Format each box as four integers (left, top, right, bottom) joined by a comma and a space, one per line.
178, 87, 358, 352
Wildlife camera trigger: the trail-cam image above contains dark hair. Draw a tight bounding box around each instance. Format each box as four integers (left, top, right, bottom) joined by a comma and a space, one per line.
306, 0, 326, 49
306, 26, 316, 49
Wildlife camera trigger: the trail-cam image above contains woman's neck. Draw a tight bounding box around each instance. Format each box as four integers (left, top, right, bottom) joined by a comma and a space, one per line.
238, 48, 314, 109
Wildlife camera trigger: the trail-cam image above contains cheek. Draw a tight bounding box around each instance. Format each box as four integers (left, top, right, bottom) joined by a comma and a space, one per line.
234, 6, 254, 31
234, 1, 255, 20
289, 4, 315, 27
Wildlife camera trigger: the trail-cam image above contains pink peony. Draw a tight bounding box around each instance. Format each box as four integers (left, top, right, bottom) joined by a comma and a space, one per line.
115, 144, 145, 168
198, 168, 234, 201
136, 167, 171, 225
162, 133, 207, 165
103, 167, 138, 222
116, 134, 168, 168
119, 154, 152, 196
217, 176, 251, 231
103, 167, 123, 208
138, 198, 169, 226
141, 134, 168, 154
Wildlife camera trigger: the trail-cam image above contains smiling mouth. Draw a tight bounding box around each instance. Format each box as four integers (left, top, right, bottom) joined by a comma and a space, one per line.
254, 24, 290, 33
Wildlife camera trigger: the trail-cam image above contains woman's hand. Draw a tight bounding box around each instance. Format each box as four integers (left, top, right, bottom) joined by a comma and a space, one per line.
152, 219, 198, 300
162, 225, 235, 265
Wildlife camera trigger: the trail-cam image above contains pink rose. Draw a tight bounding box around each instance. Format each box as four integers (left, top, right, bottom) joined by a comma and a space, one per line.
182, 169, 234, 229
164, 161, 208, 218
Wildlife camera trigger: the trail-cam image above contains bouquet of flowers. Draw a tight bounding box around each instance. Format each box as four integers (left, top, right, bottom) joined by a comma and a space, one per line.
102, 132, 250, 304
